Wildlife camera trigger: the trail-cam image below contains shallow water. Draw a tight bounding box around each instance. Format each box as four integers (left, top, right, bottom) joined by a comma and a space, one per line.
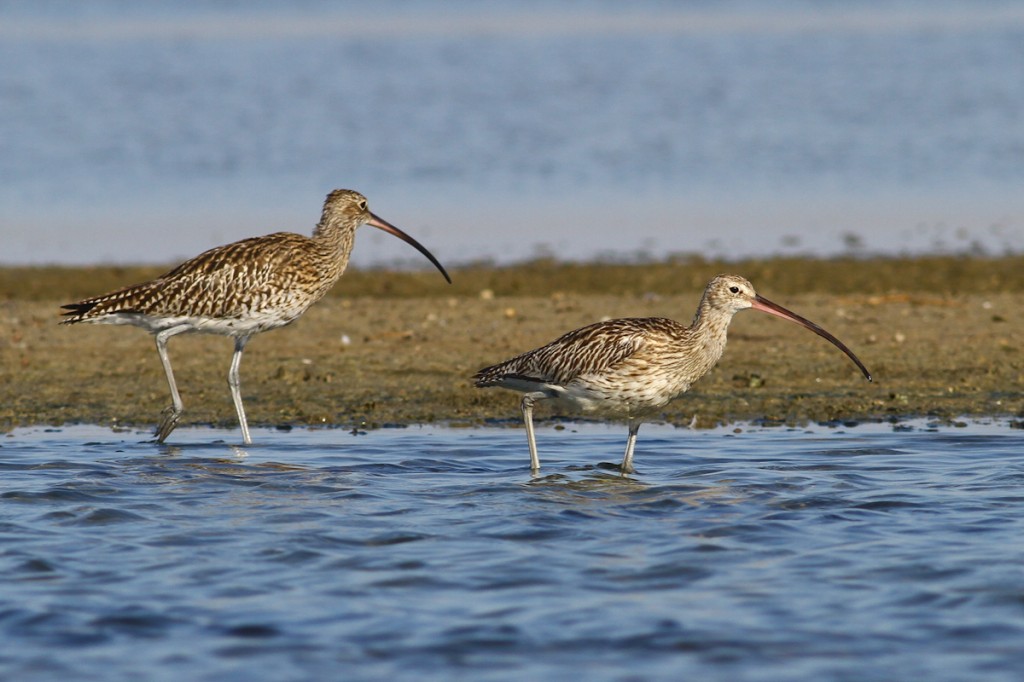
2, 421, 1024, 680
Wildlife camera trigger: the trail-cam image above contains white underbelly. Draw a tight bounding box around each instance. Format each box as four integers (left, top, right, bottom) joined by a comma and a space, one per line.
87, 311, 299, 336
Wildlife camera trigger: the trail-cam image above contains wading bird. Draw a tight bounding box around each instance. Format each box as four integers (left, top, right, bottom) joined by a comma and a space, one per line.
62, 189, 451, 444
474, 274, 871, 473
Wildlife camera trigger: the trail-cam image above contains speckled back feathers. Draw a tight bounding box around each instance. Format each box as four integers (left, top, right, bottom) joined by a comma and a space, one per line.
474, 317, 688, 387
473, 275, 759, 408
61, 189, 371, 326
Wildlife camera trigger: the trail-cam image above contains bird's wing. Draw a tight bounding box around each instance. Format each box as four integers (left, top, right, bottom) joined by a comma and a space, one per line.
475, 318, 671, 387
61, 234, 304, 321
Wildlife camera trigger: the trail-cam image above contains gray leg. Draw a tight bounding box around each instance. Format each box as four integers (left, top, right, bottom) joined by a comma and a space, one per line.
620, 419, 642, 474
520, 395, 540, 472
228, 336, 252, 445
154, 326, 189, 443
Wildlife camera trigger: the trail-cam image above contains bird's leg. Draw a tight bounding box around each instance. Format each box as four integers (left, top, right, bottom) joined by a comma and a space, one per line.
154, 329, 185, 443
520, 395, 541, 472
228, 336, 252, 445
620, 419, 642, 474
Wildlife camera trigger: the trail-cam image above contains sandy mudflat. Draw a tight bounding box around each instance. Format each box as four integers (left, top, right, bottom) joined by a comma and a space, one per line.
1, 256, 1022, 434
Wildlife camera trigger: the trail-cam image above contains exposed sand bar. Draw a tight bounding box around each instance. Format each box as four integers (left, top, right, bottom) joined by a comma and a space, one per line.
2, 256, 1022, 434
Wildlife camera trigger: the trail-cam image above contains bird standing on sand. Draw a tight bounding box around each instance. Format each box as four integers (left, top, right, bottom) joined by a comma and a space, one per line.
474, 274, 871, 473
61, 189, 451, 445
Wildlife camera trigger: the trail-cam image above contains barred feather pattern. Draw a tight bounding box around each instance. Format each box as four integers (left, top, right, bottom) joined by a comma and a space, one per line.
60, 190, 360, 335
473, 276, 746, 417
57, 188, 451, 446
474, 274, 871, 471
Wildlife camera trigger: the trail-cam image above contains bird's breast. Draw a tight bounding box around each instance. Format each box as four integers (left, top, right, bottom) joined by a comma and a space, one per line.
560, 360, 694, 417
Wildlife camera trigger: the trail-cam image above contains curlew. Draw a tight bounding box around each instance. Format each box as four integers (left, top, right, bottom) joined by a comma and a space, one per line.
61, 189, 451, 445
474, 274, 871, 473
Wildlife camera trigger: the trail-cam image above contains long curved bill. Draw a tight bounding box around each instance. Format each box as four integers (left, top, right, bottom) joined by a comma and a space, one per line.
751, 295, 872, 382
367, 213, 452, 284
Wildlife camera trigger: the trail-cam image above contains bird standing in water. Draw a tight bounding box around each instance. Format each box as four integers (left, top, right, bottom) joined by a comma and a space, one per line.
474, 274, 871, 473
62, 189, 451, 445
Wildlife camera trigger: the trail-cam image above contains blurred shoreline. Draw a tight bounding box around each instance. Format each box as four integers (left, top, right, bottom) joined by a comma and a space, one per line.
5, 187, 1023, 268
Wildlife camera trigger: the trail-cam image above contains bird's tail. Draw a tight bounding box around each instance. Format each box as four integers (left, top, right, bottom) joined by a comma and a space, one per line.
60, 281, 157, 324
59, 300, 100, 323
473, 361, 536, 389
472, 363, 507, 387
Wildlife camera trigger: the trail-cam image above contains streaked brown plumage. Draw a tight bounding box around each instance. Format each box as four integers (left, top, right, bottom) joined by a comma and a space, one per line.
474, 274, 871, 473
61, 189, 451, 445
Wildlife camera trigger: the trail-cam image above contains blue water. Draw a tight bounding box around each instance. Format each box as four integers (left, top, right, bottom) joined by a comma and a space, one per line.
2, 421, 1024, 681
3, 1, 1024, 265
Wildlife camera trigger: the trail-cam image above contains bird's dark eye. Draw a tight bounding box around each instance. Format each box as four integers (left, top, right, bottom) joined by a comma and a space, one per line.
729, 286, 740, 294
358, 200, 367, 211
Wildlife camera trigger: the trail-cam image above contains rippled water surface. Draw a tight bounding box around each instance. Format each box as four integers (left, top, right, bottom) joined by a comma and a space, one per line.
2, 421, 1024, 680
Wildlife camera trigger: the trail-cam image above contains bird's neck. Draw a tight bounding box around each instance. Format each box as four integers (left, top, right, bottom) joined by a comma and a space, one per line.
312, 215, 355, 258
309, 216, 357, 289
688, 300, 732, 364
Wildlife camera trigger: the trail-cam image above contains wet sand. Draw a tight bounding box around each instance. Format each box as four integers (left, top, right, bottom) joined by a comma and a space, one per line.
2, 255, 1022, 434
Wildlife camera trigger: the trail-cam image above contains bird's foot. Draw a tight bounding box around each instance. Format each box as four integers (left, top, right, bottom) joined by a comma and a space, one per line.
595, 461, 635, 475
155, 406, 182, 443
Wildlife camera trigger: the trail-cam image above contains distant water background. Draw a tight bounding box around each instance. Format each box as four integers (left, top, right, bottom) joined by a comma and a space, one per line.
3, 0, 1024, 267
